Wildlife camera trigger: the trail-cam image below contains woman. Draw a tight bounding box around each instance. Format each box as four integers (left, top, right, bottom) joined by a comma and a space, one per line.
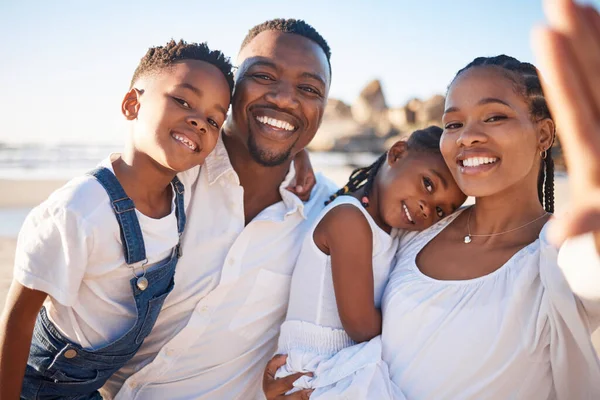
263, 1, 600, 399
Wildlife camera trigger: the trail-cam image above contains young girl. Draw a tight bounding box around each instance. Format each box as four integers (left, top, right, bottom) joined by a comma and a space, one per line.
273, 126, 466, 399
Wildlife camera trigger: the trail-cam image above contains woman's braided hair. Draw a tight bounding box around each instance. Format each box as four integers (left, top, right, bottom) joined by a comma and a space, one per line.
325, 126, 444, 207
451, 55, 555, 213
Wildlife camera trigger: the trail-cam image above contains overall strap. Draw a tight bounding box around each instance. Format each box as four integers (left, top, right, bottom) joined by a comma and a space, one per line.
171, 176, 186, 236
87, 167, 147, 265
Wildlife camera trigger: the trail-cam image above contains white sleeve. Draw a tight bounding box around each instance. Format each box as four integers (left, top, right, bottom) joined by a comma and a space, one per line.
538, 230, 600, 399
557, 232, 600, 331
13, 203, 92, 306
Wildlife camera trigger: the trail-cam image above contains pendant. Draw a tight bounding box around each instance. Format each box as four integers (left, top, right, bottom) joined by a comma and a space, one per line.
464, 235, 472, 244
136, 276, 149, 291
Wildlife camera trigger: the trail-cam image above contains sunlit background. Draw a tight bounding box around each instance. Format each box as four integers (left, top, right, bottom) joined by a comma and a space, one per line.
1, 0, 599, 349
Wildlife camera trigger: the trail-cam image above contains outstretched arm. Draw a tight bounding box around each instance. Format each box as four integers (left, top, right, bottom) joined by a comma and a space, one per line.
533, 0, 600, 329
533, 0, 600, 250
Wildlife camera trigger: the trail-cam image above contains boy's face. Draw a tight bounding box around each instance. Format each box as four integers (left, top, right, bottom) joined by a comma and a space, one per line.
227, 31, 330, 166
124, 60, 231, 172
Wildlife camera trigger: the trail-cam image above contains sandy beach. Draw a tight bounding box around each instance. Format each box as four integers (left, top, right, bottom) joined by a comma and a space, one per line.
0, 169, 599, 355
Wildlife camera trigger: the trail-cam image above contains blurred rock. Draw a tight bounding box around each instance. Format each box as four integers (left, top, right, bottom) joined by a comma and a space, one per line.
351, 80, 387, 125
324, 99, 352, 119
416, 95, 445, 124
310, 81, 565, 172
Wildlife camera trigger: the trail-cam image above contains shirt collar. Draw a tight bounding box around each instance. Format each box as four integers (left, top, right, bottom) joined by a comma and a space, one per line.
204, 132, 306, 219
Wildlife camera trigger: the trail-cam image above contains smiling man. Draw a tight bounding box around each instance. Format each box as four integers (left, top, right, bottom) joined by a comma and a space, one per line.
101, 19, 337, 400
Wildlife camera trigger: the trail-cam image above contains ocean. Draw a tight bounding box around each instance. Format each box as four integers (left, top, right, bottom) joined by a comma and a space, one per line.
0, 143, 376, 237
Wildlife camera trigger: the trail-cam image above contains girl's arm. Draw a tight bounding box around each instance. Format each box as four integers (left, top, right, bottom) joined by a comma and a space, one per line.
0, 281, 47, 399
314, 204, 381, 343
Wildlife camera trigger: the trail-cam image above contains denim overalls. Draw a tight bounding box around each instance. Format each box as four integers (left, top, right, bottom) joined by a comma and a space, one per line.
21, 167, 186, 399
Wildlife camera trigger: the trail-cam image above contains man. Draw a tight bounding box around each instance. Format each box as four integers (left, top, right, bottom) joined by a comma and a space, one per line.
102, 19, 336, 399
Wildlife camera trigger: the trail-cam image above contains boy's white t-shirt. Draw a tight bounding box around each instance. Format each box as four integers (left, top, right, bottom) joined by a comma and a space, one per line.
13, 155, 199, 349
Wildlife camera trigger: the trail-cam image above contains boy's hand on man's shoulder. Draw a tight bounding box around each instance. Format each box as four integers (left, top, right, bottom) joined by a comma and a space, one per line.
286, 149, 316, 202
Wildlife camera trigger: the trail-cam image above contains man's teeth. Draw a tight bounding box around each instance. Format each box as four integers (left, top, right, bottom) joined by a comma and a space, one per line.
403, 203, 414, 224
462, 157, 498, 167
256, 116, 295, 131
172, 133, 197, 151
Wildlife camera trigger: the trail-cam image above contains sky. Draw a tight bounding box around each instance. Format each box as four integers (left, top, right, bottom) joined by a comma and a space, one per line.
1, 0, 598, 145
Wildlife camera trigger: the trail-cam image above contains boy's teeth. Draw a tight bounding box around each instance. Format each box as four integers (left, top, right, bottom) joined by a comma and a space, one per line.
403, 203, 414, 223
462, 157, 498, 167
172, 133, 197, 151
255, 116, 295, 131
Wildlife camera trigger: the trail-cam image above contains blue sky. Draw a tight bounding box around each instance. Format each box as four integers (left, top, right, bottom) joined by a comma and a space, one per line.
1, 0, 597, 145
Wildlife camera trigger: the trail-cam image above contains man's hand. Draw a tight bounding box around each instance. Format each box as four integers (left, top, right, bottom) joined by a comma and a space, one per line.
262, 354, 313, 400
287, 149, 316, 202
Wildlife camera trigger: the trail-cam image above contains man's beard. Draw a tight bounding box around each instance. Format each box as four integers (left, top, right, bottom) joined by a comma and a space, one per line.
247, 123, 298, 167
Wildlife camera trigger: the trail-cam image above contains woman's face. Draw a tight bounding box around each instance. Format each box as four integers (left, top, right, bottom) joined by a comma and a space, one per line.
440, 66, 551, 198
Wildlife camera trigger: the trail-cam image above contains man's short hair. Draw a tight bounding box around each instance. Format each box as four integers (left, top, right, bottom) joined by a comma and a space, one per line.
240, 19, 331, 73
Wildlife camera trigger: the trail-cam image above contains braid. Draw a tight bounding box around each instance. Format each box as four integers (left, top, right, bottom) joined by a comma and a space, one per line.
361, 154, 387, 207
325, 154, 385, 207
325, 126, 444, 208
544, 148, 555, 213
452, 55, 555, 213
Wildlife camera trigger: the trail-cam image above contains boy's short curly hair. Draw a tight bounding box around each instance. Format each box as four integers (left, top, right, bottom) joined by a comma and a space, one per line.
130, 39, 234, 97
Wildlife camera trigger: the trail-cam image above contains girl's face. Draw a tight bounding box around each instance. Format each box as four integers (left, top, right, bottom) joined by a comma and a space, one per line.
376, 142, 466, 232
440, 67, 553, 198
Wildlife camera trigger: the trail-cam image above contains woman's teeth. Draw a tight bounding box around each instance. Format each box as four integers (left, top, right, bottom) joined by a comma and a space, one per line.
172, 133, 197, 151
403, 203, 414, 224
255, 116, 295, 131
461, 157, 498, 167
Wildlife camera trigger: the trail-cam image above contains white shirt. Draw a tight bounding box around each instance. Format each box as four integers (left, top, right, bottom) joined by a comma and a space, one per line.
13, 155, 197, 349
382, 209, 600, 399
103, 134, 337, 400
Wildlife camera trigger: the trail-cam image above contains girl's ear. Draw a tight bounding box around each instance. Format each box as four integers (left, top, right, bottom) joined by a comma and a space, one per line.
387, 140, 409, 165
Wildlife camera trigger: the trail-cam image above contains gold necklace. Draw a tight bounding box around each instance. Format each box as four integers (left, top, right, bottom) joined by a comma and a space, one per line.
464, 207, 549, 244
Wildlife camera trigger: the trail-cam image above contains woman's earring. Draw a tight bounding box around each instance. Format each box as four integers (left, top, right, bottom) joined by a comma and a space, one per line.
540, 149, 548, 159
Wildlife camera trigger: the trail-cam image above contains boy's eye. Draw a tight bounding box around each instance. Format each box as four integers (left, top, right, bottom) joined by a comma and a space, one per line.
423, 177, 434, 193
436, 207, 445, 218
444, 122, 462, 130
174, 97, 190, 108
207, 118, 219, 129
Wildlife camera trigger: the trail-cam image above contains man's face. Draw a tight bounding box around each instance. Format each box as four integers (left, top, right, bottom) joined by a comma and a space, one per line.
227, 30, 330, 166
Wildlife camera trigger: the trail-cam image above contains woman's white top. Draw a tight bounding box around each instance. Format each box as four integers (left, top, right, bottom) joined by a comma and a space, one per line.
382, 208, 600, 399
284, 195, 398, 330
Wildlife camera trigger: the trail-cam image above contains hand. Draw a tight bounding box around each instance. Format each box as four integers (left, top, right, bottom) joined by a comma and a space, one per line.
287, 149, 316, 202
263, 354, 313, 400
532, 0, 600, 248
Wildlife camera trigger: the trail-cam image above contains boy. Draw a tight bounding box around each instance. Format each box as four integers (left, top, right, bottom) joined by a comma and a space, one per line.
0, 39, 234, 399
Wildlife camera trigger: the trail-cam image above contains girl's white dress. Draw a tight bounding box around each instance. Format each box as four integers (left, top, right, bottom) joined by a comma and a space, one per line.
275, 195, 403, 399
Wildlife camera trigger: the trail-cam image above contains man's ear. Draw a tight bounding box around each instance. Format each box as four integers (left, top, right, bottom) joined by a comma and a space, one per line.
121, 88, 142, 120
387, 140, 408, 165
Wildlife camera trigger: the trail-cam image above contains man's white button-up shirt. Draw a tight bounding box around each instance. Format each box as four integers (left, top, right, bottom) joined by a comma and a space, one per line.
102, 134, 337, 399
